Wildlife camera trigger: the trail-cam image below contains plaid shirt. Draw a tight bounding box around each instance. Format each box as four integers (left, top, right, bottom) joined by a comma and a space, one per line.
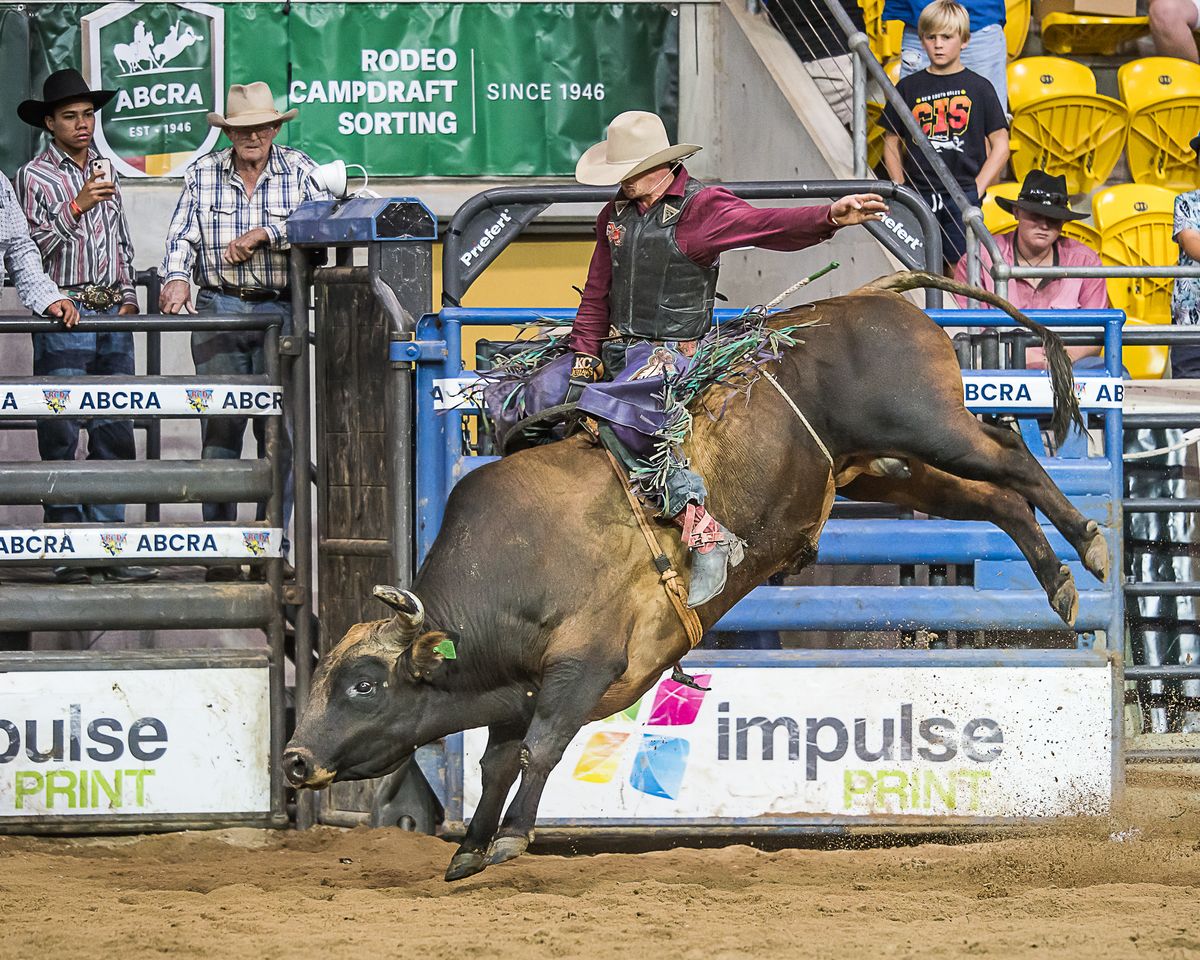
162, 144, 327, 292
0, 174, 63, 315
15, 142, 138, 307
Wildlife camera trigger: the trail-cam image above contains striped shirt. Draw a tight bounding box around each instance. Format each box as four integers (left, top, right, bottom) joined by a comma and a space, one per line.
162, 144, 327, 292
14, 142, 138, 307
0, 175, 63, 315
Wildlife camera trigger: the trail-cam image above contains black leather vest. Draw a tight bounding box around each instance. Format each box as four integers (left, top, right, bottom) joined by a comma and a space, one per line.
607, 178, 719, 342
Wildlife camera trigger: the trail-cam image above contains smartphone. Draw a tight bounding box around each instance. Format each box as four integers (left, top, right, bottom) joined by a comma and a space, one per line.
89, 157, 112, 181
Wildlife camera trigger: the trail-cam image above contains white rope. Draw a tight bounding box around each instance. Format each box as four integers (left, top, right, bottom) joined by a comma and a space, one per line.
761, 369, 834, 469
765, 274, 820, 311
1123, 428, 1200, 461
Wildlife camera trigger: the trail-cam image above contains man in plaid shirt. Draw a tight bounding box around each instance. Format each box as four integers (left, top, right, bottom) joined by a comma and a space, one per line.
161, 82, 328, 581
15, 68, 154, 585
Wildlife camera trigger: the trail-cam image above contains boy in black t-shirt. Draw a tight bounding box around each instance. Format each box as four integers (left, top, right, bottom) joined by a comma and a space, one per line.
881, 0, 1009, 269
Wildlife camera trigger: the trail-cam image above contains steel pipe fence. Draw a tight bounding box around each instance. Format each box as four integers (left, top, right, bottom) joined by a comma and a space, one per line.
0, 299, 309, 831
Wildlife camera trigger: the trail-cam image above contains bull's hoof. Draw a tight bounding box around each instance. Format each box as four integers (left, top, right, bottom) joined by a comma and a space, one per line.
444, 849, 488, 882
1082, 522, 1108, 582
486, 835, 528, 866
1051, 566, 1079, 627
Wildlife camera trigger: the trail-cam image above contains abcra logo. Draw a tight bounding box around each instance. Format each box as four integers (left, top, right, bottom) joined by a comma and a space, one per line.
572, 675, 710, 800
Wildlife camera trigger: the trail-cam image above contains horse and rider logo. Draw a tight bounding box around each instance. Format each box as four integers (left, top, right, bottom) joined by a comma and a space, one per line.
42, 389, 70, 414
99, 532, 127, 557
82, 2, 224, 178
114, 19, 205, 74
243, 531, 271, 556
632, 347, 678, 381
186, 388, 214, 413
606, 221, 627, 247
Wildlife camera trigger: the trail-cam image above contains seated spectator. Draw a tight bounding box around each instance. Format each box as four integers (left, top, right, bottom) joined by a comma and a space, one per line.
886, 0, 1009, 106
953, 170, 1106, 368
882, 0, 1009, 271
766, 0, 879, 127
1169, 134, 1200, 375
1149, 0, 1199, 64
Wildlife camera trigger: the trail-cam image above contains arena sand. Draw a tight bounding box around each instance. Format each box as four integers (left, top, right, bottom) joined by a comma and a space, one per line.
5, 772, 1200, 960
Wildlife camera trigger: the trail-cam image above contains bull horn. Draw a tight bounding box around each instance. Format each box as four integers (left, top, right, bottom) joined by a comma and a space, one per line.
372, 585, 425, 646
373, 584, 424, 621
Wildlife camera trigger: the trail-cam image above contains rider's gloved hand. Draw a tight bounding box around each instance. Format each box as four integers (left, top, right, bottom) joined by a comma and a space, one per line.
564, 352, 603, 405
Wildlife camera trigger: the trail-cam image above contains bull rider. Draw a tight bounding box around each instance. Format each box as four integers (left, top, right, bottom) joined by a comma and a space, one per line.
494, 111, 886, 608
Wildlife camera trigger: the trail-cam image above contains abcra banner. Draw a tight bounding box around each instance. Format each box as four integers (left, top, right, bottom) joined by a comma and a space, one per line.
464, 661, 1115, 821
0, 382, 282, 416
0, 526, 281, 561
23, 2, 677, 178
0, 666, 270, 817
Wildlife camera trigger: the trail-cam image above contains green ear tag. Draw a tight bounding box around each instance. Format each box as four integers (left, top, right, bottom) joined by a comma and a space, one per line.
433, 638, 457, 660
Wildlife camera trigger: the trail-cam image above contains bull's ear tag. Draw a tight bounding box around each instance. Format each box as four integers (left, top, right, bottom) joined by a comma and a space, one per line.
433, 638, 457, 660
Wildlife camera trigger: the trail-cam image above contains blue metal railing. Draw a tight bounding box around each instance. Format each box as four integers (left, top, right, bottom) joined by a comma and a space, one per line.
400, 307, 1125, 641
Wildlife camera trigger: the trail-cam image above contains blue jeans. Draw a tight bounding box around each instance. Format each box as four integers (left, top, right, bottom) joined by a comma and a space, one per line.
192, 289, 293, 557
899, 23, 1009, 107
31, 304, 133, 524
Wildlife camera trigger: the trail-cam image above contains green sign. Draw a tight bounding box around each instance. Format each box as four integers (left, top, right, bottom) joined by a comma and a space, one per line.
81, 2, 224, 177
284, 3, 678, 176
17, 2, 677, 178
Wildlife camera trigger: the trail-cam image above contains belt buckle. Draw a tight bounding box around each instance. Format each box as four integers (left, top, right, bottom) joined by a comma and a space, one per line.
80, 284, 111, 311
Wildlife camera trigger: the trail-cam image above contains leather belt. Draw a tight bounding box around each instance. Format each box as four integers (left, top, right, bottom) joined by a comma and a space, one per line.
203, 284, 290, 303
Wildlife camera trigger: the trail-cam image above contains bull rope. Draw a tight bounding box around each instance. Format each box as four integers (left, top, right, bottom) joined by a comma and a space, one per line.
602, 448, 704, 652
760, 369, 834, 470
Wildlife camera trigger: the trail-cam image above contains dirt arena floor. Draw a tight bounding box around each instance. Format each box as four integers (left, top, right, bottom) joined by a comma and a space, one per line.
5, 771, 1200, 960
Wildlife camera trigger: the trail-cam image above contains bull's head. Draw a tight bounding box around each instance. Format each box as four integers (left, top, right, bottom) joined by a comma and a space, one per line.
282, 585, 454, 789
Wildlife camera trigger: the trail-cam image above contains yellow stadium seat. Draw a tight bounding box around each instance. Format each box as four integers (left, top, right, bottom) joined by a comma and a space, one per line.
1119, 57, 1200, 191
1040, 12, 1149, 56
1109, 317, 1169, 379
884, 19, 904, 60
981, 182, 1020, 234
859, 0, 887, 61
1092, 183, 1178, 325
867, 100, 885, 169
1006, 0, 1031, 59
1008, 58, 1129, 194
1061, 218, 1102, 250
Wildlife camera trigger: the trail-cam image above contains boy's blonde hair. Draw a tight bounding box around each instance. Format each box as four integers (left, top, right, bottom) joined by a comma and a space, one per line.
917, 0, 970, 40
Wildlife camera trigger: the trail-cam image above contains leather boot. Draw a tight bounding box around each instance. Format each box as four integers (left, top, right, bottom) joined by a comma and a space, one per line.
678, 503, 745, 608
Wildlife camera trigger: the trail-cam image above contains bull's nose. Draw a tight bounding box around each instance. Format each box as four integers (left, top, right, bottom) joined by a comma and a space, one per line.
282, 747, 314, 787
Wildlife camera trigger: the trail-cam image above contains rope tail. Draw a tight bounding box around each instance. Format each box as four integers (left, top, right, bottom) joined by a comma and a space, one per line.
866, 271, 1085, 446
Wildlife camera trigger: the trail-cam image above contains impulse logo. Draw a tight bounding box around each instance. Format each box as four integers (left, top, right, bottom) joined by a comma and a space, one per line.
571, 675, 711, 800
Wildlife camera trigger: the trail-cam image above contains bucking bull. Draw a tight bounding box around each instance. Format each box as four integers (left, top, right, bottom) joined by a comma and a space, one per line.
284, 272, 1107, 880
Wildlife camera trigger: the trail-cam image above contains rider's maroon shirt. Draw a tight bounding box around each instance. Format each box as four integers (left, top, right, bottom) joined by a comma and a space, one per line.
570, 166, 837, 357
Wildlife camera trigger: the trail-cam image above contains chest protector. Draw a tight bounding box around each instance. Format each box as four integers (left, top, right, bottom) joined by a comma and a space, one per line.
607, 178, 719, 342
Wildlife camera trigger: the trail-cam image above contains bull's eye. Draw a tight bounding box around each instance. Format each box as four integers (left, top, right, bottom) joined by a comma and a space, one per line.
349, 679, 376, 697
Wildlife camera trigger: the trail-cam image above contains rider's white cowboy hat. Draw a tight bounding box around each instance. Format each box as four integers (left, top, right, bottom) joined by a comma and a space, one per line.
575, 111, 701, 186
207, 82, 297, 129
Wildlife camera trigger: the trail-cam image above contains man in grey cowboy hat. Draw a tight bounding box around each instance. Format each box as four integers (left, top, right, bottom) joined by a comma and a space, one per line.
953, 169, 1106, 367
160, 81, 329, 581
14, 68, 156, 584
524, 110, 885, 609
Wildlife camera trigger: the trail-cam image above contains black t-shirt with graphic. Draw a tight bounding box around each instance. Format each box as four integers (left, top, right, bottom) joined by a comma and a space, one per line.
881, 66, 1007, 193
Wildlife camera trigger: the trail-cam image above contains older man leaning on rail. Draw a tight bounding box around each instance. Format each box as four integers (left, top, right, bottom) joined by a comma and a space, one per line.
159, 82, 329, 583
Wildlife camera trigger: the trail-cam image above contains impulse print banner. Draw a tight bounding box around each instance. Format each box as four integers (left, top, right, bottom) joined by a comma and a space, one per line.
463, 663, 1115, 821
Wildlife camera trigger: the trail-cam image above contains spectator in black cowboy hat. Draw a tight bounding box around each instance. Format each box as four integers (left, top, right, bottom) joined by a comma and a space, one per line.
954, 170, 1107, 368
14, 68, 156, 585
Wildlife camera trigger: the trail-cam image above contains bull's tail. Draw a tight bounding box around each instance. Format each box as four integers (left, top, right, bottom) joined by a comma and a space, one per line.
867, 271, 1085, 446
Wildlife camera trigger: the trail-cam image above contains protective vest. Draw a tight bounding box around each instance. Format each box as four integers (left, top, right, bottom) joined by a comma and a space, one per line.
606, 178, 719, 342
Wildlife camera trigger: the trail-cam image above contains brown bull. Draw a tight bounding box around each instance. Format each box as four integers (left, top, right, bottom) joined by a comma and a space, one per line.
283, 273, 1107, 881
